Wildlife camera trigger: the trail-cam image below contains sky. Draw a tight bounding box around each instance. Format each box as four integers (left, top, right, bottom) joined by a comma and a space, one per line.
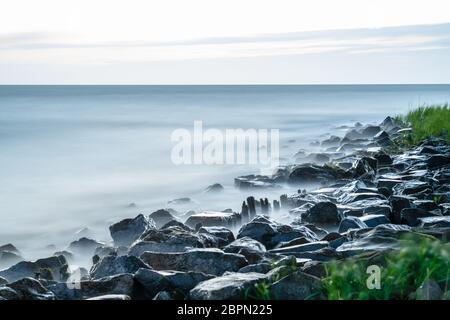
1, 0, 450, 84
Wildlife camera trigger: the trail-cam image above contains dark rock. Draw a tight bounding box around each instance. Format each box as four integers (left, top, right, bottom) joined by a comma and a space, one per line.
0, 276, 7, 286
401, 208, 441, 227
0, 251, 24, 269
109, 214, 155, 247
269, 271, 322, 300
415, 279, 443, 300
204, 183, 224, 193
289, 164, 349, 184
321, 136, 341, 147
0, 244, 21, 255
427, 155, 450, 169
5, 278, 55, 300
338, 217, 368, 233
418, 216, 450, 228
199, 226, 235, 246
361, 125, 382, 138
185, 211, 240, 229
140, 249, 248, 276
0, 255, 69, 283
168, 197, 192, 205
302, 202, 341, 225
90, 255, 150, 279
239, 263, 272, 274
390, 195, 414, 223
68, 237, 103, 256
149, 209, 177, 229
87, 294, 131, 300
189, 272, 268, 300
270, 241, 329, 254
360, 214, 390, 228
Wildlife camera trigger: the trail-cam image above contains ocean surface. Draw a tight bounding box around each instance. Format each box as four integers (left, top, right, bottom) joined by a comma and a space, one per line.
1, 85, 449, 260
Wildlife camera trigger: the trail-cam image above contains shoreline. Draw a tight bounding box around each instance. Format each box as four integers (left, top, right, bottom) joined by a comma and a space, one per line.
0, 113, 449, 300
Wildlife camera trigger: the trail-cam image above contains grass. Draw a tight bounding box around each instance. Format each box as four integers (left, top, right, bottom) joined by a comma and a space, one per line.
322, 235, 450, 300
394, 105, 450, 145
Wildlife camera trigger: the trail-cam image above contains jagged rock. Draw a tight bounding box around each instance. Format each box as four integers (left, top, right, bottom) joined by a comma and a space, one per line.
427, 155, 450, 169
415, 279, 443, 300
269, 241, 329, 254
390, 195, 414, 223
288, 164, 348, 184
418, 216, 450, 228
360, 214, 390, 228
401, 208, 441, 227
93, 246, 116, 259
185, 211, 240, 228
268, 271, 322, 300
338, 217, 368, 233
53, 250, 75, 262
321, 136, 341, 147
204, 183, 224, 193
48, 273, 136, 300
87, 294, 131, 300
129, 226, 205, 256
274, 237, 310, 248
109, 214, 155, 247
153, 291, 175, 300
0, 286, 19, 300
361, 125, 382, 138
189, 272, 268, 300
140, 249, 247, 276
0, 244, 21, 255
223, 237, 266, 254
68, 237, 103, 256
0, 255, 69, 282
0, 251, 24, 269
199, 226, 235, 246
90, 255, 150, 279
4, 277, 55, 300
0, 276, 7, 286
149, 209, 177, 229
239, 263, 273, 274
302, 202, 341, 225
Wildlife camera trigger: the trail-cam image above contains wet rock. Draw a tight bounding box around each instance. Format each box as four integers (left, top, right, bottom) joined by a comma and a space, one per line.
5, 277, 55, 300
353, 157, 377, 178
0, 276, 7, 286
199, 226, 235, 247
93, 246, 116, 259
153, 291, 175, 300
274, 237, 310, 248
234, 175, 278, 189
285, 247, 341, 262
360, 214, 390, 228
140, 249, 247, 276
189, 272, 268, 300
185, 211, 240, 228
427, 155, 450, 169
0, 244, 21, 255
338, 217, 368, 233
361, 125, 382, 138
168, 197, 192, 205
68, 237, 103, 256
288, 164, 348, 184
53, 250, 74, 262
321, 136, 341, 147
0, 255, 69, 282
413, 200, 439, 211
0, 286, 18, 300
129, 226, 205, 256
268, 271, 322, 300
390, 195, 414, 223
418, 216, 450, 228
0, 251, 24, 269
302, 202, 341, 225
401, 208, 441, 227
109, 214, 155, 247
204, 183, 224, 193
149, 209, 177, 229
415, 279, 443, 300
374, 152, 393, 166
237, 248, 265, 265
48, 273, 136, 300
90, 255, 150, 279
270, 241, 329, 255
87, 294, 131, 300
239, 263, 272, 274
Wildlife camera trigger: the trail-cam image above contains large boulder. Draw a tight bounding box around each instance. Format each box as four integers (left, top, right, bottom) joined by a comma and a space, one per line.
198, 226, 235, 247
140, 249, 247, 276
302, 202, 341, 225
338, 217, 368, 233
269, 271, 322, 300
185, 211, 240, 229
90, 255, 150, 279
223, 237, 266, 254
109, 214, 155, 247
48, 273, 136, 300
149, 209, 177, 229
0, 255, 69, 282
189, 272, 268, 300
288, 164, 348, 184
4, 277, 55, 300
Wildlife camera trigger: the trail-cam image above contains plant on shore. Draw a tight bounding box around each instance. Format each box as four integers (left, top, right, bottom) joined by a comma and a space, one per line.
322, 235, 450, 300
394, 105, 450, 145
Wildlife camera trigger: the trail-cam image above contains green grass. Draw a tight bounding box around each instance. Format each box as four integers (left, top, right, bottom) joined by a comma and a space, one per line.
322, 235, 450, 300
394, 105, 450, 145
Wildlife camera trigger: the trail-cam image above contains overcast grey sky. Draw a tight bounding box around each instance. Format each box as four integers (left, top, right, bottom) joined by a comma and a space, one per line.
1, 0, 450, 84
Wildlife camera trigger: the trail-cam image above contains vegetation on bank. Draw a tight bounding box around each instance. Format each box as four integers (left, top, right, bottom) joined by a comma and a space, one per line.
394, 105, 450, 144
322, 236, 450, 300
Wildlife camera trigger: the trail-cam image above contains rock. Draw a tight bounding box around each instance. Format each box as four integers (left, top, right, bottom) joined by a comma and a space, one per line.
87, 294, 131, 300
401, 208, 441, 227
68, 237, 103, 256
168, 197, 192, 205
129, 226, 205, 256
140, 249, 247, 276
223, 237, 266, 254
0, 251, 24, 269
321, 136, 341, 147
0, 255, 69, 282
48, 273, 136, 300
237, 248, 265, 265
90, 255, 150, 279
418, 216, 450, 228
93, 246, 116, 259
199, 226, 235, 246
185, 211, 240, 229
269, 241, 329, 254
0, 276, 7, 286
239, 263, 273, 274
149, 209, 177, 229
5, 277, 55, 300
353, 157, 376, 178
274, 237, 310, 248
361, 125, 382, 138
415, 279, 443, 300
189, 272, 268, 300
268, 271, 322, 300
281, 247, 340, 262
109, 214, 155, 247
153, 291, 175, 300
288, 164, 348, 184
0, 243, 21, 255
0, 286, 19, 300
204, 183, 224, 193
302, 202, 341, 225
360, 214, 390, 228
427, 155, 450, 169
53, 250, 74, 262
338, 217, 368, 233
390, 195, 413, 223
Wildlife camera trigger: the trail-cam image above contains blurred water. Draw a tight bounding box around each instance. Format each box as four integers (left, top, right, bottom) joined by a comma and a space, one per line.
0, 85, 449, 259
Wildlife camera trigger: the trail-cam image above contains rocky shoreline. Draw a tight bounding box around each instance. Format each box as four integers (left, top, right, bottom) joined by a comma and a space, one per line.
1, 115, 449, 300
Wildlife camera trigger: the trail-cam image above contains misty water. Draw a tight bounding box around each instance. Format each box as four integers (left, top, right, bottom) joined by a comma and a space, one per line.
1, 85, 449, 263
